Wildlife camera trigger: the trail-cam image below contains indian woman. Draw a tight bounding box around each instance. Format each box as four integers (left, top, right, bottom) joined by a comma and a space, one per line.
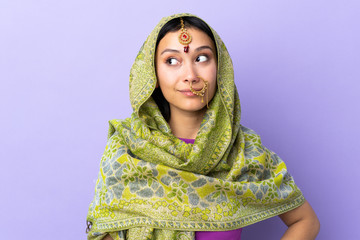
86, 13, 320, 240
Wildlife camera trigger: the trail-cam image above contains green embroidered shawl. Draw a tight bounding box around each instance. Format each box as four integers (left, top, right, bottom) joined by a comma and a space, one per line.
86, 13, 304, 240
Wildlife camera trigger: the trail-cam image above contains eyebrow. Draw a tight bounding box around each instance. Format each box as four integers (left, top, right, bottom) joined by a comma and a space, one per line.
160, 45, 214, 55
160, 49, 180, 55
195, 46, 213, 52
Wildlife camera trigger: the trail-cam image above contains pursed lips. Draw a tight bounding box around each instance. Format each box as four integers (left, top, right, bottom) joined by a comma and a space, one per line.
178, 88, 202, 92
178, 89, 198, 96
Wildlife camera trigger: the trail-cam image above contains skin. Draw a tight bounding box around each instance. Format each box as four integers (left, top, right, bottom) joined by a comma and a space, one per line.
101, 26, 320, 240
103, 235, 113, 240
155, 28, 217, 139
279, 200, 320, 239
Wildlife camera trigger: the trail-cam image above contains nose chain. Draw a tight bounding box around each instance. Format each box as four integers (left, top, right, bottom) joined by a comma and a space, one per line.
189, 76, 209, 108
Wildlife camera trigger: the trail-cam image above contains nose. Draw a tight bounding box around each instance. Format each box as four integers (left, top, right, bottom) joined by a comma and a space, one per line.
183, 62, 200, 85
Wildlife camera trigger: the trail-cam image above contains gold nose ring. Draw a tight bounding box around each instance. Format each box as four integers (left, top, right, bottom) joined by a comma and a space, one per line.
189, 76, 209, 108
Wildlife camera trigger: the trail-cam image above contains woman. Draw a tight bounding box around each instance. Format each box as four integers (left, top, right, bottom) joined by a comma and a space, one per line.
86, 13, 320, 240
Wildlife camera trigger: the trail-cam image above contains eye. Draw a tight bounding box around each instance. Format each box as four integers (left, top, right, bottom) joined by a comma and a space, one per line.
196, 55, 208, 62
166, 58, 179, 65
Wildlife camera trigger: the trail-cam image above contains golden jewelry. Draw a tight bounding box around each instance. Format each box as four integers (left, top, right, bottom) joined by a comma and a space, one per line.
178, 18, 192, 53
189, 77, 209, 108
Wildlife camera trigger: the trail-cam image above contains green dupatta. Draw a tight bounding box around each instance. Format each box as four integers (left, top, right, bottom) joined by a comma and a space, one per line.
86, 13, 304, 240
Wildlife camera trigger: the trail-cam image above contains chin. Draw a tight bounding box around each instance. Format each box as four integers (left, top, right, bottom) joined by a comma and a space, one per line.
169, 100, 208, 114
182, 105, 207, 112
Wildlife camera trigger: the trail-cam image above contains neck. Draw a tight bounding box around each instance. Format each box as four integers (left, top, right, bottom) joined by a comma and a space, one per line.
168, 107, 206, 139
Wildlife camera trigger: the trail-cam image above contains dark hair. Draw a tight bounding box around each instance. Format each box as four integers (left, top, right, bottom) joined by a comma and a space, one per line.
153, 16, 216, 121
156, 17, 216, 50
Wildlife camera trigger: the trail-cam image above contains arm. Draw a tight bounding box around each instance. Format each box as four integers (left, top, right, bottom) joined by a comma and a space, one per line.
279, 200, 320, 240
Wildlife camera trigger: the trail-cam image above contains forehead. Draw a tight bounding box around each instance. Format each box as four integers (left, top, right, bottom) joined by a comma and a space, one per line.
157, 27, 215, 50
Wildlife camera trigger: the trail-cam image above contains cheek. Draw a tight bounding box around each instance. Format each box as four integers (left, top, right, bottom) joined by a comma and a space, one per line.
156, 65, 178, 89
157, 70, 170, 87
208, 71, 217, 100
157, 74, 175, 97
156, 65, 167, 87
155, 57, 167, 82
209, 82, 217, 100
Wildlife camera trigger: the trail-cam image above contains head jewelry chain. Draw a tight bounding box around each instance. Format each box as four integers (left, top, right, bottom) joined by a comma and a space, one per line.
178, 18, 192, 53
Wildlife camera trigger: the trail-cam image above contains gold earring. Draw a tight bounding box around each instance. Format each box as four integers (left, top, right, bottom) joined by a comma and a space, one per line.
189, 76, 209, 108
178, 18, 192, 53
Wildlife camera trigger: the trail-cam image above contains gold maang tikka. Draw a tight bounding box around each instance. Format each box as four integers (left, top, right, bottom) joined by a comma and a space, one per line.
178, 18, 192, 53
190, 76, 209, 108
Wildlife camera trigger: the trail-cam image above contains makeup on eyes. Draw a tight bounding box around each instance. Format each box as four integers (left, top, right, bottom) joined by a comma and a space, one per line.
165, 58, 179, 65
163, 51, 213, 65
160, 45, 214, 55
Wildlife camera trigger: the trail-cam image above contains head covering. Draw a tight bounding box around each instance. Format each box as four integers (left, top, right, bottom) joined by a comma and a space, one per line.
86, 13, 304, 240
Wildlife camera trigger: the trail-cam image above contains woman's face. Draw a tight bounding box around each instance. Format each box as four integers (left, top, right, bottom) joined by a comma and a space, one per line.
155, 27, 217, 115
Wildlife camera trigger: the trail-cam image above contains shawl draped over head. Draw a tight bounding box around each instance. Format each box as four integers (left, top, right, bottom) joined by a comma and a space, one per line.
86, 13, 304, 240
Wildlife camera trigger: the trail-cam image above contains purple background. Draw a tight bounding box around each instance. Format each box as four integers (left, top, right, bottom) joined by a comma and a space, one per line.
1, 1, 359, 239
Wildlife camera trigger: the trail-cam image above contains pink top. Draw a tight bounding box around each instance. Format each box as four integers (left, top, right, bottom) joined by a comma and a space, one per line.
196, 229, 242, 240
179, 137, 242, 240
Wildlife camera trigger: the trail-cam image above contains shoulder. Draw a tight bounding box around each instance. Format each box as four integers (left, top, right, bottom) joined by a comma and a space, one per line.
100, 119, 131, 164
240, 125, 263, 143
240, 125, 258, 135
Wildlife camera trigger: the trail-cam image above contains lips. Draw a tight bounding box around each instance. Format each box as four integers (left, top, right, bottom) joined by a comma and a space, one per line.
178, 89, 197, 96
179, 88, 202, 92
